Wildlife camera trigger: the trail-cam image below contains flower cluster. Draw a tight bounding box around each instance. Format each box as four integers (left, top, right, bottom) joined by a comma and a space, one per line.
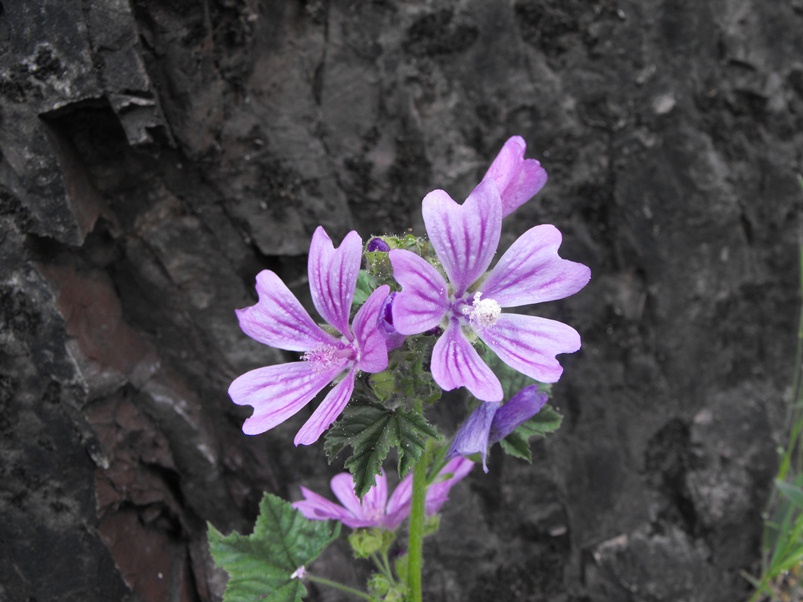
229, 134, 589, 522
294, 457, 474, 530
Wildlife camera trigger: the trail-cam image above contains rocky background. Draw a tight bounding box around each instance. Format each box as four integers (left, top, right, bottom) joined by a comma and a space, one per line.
2, 1, 802, 600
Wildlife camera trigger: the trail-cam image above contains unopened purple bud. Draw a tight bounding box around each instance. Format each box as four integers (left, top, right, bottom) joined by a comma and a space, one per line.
380, 292, 405, 350
448, 401, 499, 473
367, 237, 391, 252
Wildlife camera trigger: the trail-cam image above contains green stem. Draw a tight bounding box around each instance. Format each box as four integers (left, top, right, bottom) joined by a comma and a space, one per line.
305, 573, 373, 601
407, 398, 427, 602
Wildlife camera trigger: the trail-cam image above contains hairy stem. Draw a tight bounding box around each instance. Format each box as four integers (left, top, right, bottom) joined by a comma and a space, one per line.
304, 573, 373, 601
407, 398, 427, 602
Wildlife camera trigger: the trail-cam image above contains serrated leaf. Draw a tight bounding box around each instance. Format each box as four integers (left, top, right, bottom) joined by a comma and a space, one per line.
208, 493, 340, 602
324, 400, 438, 498
498, 405, 563, 462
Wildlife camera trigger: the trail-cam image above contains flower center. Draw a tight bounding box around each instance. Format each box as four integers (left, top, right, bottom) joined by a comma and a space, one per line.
303, 344, 352, 373
461, 292, 501, 329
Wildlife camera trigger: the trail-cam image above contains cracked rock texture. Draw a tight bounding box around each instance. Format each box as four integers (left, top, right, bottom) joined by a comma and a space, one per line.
1, 1, 801, 600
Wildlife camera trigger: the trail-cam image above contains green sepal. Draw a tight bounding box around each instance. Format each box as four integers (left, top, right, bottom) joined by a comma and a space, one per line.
353, 270, 378, 306
324, 399, 439, 498
207, 493, 340, 602
499, 405, 563, 462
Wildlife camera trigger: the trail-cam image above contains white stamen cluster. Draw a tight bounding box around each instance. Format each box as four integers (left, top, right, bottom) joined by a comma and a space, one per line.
461, 291, 501, 329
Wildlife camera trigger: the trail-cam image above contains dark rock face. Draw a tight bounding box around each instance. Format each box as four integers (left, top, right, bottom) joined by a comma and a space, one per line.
1, 1, 800, 600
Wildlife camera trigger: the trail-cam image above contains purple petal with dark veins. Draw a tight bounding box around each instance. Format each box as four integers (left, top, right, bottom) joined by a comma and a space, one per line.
448, 401, 499, 472
489, 385, 549, 444
236, 270, 338, 351
308, 226, 362, 338
352, 285, 390, 373
229, 361, 345, 436
483, 136, 548, 217
421, 180, 502, 296
480, 225, 590, 308
294, 486, 355, 524
477, 313, 581, 384
389, 249, 450, 335
431, 318, 503, 401
294, 369, 357, 445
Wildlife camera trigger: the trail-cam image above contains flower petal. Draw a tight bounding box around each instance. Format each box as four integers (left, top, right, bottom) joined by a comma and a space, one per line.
483, 136, 548, 217
431, 318, 503, 401
384, 476, 413, 530
425, 457, 474, 515
330, 472, 366, 519
477, 313, 581, 384
229, 361, 341, 435
489, 385, 549, 444
236, 270, 338, 351
352, 285, 390, 373
308, 227, 362, 337
361, 470, 389, 519
294, 486, 354, 524
294, 369, 356, 445
447, 401, 499, 473
421, 180, 502, 296
480, 224, 591, 308
389, 249, 450, 335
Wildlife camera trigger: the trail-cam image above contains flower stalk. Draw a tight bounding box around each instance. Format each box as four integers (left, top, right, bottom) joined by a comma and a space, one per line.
407, 398, 427, 602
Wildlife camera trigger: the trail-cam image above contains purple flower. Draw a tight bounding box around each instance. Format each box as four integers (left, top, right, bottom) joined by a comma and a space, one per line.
448, 385, 548, 472
229, 226, 390, 446
294, 458, 474, 529
389, 180, 590, 401
483, 136, 548, 218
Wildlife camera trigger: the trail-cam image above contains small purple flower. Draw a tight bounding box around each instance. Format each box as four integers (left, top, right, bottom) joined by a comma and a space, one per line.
389, 180, 590, 401
483, 136, 548, 218
448, 385, 548, 472
294, 458, 474, 529
229, 226, 390, 445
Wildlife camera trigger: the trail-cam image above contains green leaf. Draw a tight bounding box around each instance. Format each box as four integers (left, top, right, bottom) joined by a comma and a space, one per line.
775, 479, 803, 511
499, 405, 563, 462
325, 400, 438, 498
352, 270, 378, 306
208, 493, 340, 602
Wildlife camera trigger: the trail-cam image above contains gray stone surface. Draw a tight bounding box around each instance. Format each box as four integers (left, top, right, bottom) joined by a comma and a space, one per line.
1, 0, 802, 600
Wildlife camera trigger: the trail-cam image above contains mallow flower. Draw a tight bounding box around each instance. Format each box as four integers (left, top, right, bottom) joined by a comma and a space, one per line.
294, 457, 474, 530
229, 226, 389, 445
483, 136, 548, 217
389, 179, 590, 401
448, 385, 548, 472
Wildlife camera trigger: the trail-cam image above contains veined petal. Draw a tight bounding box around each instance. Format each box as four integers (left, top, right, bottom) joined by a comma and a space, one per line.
489, 385, 549, 444
448, 401, 499, 472
229, 361, 340, 435
352, 285, 390, 373
294, 486, 354, 524
330, 472, 366, 519
477, 313, 581, 384
389, 249, 450, 335
421, 180, 502, 296
384, 476, 413, 530
431, 318, 503, 401
309, 227, 362, 337
361, 470, 389, 519
483, 136, 548, 218
425, 457, 474, 515
294, 369, 357, 446
236, 270, 338, 351
481, 224, 591, 308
